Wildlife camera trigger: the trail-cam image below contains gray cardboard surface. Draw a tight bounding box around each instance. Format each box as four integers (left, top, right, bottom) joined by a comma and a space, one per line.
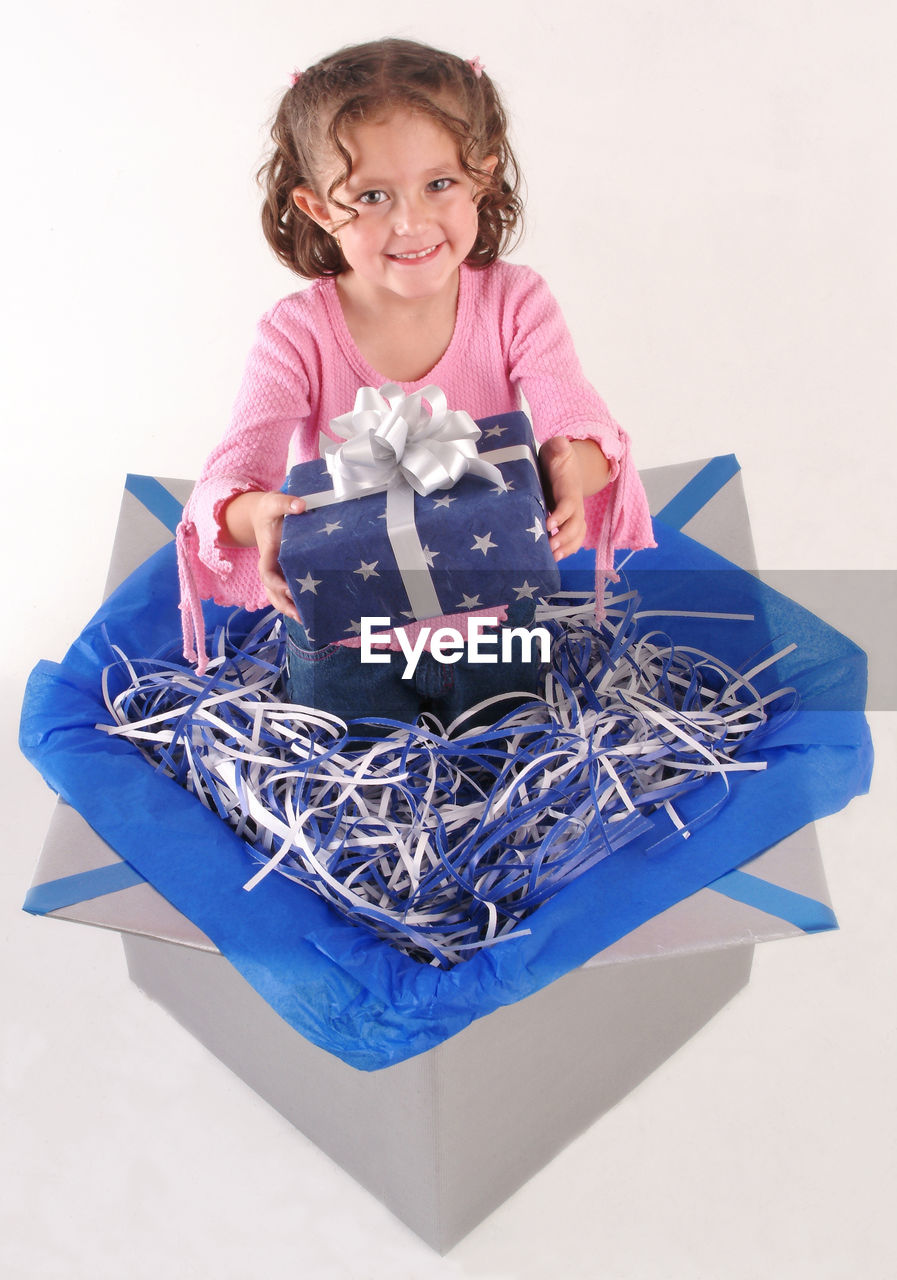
104, 478, 194, 597
36, 800, 215, 950
123, 929, 754, 1251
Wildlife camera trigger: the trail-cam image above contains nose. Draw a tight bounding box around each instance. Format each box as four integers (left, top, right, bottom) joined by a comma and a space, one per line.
392, 191, 429, 236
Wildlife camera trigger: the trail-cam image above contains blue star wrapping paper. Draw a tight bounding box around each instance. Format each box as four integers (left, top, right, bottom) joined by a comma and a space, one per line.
278, 402, 560, 645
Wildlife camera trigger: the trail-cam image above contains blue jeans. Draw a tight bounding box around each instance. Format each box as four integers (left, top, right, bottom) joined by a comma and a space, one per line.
283, 600, 543, 728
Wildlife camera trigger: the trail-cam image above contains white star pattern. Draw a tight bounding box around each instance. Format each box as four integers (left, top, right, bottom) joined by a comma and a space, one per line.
432, 494, 456, 509
344, 620, 362, 635
526, 518, 545, 542
471, 532, 497, 556
354, 560, 380, 580
319, 520, 342, 535
513, 581, 538, 600
421, 545, 439, 567
491, 482, 513, 495
297, 572, 321, 594
457, 593, 482, 609
484, 424, 506, 438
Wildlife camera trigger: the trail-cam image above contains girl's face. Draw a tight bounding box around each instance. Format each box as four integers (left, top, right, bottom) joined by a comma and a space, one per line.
293, 110, 495, 307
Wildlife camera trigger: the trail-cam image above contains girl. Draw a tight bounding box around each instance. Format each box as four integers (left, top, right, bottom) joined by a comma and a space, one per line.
177, 37, 654, 724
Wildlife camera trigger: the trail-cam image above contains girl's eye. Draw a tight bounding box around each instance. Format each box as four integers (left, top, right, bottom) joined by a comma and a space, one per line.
428, 178, 454, 193
358, 190, 387, 205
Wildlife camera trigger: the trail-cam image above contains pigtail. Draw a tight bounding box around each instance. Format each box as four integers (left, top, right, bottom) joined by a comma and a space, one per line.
464, 65, 523, 266
258, 84, 344, 277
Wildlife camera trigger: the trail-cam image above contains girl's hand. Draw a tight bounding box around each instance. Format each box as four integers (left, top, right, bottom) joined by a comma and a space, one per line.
221, 490, 306, 620
539, 436, 587, 560
538, 436, 612, 560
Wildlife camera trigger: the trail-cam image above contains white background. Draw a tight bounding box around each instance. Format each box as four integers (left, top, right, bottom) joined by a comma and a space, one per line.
2, 2, 895, 1276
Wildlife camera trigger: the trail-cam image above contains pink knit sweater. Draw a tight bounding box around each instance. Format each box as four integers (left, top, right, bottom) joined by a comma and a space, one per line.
177, 261, 655, 665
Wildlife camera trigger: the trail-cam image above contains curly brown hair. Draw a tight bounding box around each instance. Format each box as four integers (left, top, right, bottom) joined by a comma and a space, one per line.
259, 38, 523, 278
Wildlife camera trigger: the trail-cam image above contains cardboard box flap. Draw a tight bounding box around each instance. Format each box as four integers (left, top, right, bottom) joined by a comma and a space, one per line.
28, 799, 215, 950
104, 476, 194, 597
588, 822, 833, 964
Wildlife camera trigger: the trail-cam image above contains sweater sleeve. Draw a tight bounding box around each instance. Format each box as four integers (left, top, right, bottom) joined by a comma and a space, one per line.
176, 303, 314, 667
502, 268, 655, 574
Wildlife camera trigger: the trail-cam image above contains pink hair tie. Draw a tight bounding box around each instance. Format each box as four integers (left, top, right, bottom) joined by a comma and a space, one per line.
467, 56, 484, 78
290, 69, 303, 86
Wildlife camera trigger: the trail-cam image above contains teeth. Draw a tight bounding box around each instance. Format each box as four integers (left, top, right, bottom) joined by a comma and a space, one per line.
392, 246, 437, 260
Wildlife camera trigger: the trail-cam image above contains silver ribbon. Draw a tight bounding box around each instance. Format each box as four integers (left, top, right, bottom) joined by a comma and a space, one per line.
322, 383, 506, 498
298, 385, 537, 623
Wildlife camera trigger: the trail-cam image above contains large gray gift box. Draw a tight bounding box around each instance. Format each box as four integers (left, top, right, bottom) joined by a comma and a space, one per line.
27, 459, 835, 1252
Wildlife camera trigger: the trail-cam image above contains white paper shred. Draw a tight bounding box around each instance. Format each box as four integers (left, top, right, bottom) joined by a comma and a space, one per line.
97, 590, 796, 967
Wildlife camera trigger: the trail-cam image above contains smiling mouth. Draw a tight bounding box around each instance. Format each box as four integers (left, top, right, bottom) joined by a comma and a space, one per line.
388, 244, 443, 262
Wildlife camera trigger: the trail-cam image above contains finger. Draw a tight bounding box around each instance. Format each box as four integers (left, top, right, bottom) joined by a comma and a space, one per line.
261, 489, 305, 516
276, 594, 302, 623
261, 500, 302, 549
553, 436, 574, 464
547, 498, 576, 550
550, 516, 586, 561
259, 495, 304, 573
259, 552, 294, 604
272, 594, 300, 622
261, 567, 301, 620
255, 494, 303, 552
547, 495, 576, 529
257, 526, 302, 619
259, 499, 293, 553
541, 435, 573, 465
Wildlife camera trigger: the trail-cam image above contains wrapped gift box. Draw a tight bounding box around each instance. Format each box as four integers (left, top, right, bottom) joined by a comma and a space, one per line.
21, 459, 866, 1252
279, 409, 560, 643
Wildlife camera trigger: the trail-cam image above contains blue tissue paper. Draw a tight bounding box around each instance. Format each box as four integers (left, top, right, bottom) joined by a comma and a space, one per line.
20, 510, 873, 1070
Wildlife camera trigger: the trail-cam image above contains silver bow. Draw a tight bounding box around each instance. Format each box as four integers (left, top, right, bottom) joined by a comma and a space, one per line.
322, 383, 506, 498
